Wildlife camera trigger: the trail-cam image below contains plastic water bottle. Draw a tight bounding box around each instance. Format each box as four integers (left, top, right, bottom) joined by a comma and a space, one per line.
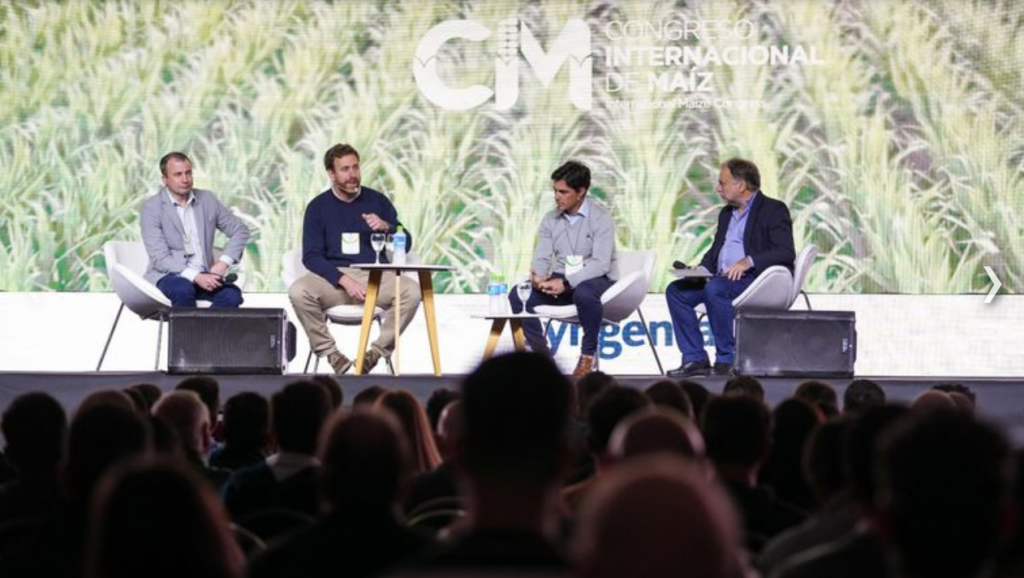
497, 277, 509, 314
392, 226, 407, 266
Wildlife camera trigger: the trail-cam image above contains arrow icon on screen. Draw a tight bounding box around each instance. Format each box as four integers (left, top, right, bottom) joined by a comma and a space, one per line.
984, 266, 1002, 304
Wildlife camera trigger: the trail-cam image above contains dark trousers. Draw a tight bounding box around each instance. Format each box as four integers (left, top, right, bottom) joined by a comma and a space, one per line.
665, 275, 754, 364
157, 275, 243, 308
508, 274, 613, 356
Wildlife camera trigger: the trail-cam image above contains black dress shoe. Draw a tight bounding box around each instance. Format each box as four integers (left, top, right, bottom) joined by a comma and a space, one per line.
666, 360, 711, 378
713, 362, 735, 377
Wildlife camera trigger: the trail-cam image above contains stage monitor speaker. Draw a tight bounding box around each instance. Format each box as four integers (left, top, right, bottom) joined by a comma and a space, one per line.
735, 310, 856, 378
168, 308, 296, 375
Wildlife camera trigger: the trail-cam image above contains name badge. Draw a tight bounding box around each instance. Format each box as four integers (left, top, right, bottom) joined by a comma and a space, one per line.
565, 255, 584, 277
341, 232, 360, 255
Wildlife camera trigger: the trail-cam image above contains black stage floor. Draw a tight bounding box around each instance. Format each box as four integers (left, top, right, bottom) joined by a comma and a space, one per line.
2, 371, 1023, 445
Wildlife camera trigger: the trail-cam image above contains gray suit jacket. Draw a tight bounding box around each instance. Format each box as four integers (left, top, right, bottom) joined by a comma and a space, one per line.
531, 198, 617, 288
140, 187, 250, 284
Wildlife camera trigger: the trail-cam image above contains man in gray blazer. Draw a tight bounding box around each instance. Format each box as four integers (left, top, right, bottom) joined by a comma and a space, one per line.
508, 161, 616, 377
140, 152, 250, 307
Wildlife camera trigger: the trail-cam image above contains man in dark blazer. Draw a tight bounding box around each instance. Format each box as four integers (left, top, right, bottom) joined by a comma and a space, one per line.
666, 158, 794, 377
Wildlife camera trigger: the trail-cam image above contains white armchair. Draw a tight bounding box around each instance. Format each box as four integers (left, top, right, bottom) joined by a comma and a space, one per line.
534, 250, 663, 374
282, 248, 410, 374
695, 244, 818, 316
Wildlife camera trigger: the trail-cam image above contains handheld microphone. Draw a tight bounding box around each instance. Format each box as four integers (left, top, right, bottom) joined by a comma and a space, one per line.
672, 260, 688, 269
223, 272, 238, 284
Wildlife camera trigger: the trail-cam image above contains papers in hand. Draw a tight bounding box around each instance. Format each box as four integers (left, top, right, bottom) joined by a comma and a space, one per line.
671, 265, 713, 279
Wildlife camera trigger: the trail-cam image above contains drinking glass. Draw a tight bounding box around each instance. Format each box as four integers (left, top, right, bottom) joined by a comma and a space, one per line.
370, 233, 385, 264
516, 279, 533, 313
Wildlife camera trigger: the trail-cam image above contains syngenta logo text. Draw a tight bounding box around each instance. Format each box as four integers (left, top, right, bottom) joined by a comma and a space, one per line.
414, 18, 592, 111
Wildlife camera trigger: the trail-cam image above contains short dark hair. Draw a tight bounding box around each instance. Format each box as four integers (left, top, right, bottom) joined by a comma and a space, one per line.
551, 160, 591, 191
460, 352, 571, 481
843, 379, 886, 414
353, 385, 386, 407
310, 375, 343, 410
587, 387, 651, 454
679, 381, 713, 422
723, 158, 760, 191
221, 392, 269, 450
878, 412, 1013, 578
2, 392, 67, 471
723, 375, 764, 402
794, 380, 839, 416
425, 388, 461, 433
320, 411, 410, 514
324, 143, 360, 172
644, 379, 693, 418
702, 395, 772, 466
159, 152, 191, 176
271, 381, 330, 454
575, 371, 618, 416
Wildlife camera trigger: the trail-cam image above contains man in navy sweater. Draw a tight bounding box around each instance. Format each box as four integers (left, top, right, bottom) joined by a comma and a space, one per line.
666, 158, 795, 378
288, 144, 421, 374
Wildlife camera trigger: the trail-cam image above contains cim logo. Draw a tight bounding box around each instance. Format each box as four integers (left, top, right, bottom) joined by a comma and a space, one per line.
413, 18, 593, 111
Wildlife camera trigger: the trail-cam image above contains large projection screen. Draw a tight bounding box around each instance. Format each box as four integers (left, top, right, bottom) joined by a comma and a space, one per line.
1, 0, 1021, 294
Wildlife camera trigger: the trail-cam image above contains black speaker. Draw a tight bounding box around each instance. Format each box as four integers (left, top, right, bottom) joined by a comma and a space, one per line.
168, 308, 297, 374
735, 311, 856, 378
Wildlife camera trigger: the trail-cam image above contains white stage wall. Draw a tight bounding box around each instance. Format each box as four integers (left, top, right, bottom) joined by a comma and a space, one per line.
0, 293, 1020, 377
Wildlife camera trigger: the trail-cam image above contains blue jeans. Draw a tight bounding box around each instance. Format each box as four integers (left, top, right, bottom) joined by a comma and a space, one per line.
157, 275, 243, 308
666, 275, 754, 364
508, 274, 613, 356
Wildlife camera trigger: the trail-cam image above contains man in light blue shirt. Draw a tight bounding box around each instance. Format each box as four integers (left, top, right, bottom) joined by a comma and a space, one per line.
509, 161, 616, 377
666, 159, 795, 378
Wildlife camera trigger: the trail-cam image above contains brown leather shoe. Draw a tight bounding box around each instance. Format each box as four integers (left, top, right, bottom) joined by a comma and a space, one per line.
572, 355, 597, 377
357, 346, 387, 375
327, 352, 352, 375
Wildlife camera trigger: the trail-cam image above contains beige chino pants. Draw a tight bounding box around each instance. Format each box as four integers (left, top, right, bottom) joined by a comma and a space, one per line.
288, 268, 421, 359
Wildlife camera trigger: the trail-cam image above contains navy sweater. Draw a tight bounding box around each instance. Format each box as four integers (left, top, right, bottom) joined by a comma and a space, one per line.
301, 187, 412, 285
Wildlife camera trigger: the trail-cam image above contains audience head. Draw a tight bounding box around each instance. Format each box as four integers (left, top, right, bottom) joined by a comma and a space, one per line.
794, 380, 839, 416
877, 412, 1014, 578
436, 400, 463, 461
679, 380, 713, 421
309, 375, 343, 410
458, 352, 571, 485
122, 388, 150, 415
575, 371, 618, 417
153, 391, 211, 457
175, 376, 221, 423
425, 388, 461, 433
353, 384, 387, 408
644, 379, 693, 418
77, 389, 136, 416
586, 387, 651, 461
759, 398, 823, 506
320, 410, 412, 517
910, 389, 957, 413
2, 392, 67, 475
86, 458, 243, 578
66, 403, 151, 504
702, 395, 772, 472
271, 381, 331, 455
803, 418, 852, 506
931, 383, 976, 406
846, 404, 909, 506
375, 389, 442, 474
573, 455, 744, 578
126, 383, 162, 412
843, 379, 885, 414
220, 392, 269, 453
722, 375, 764, 402
608, 407, 705, 462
